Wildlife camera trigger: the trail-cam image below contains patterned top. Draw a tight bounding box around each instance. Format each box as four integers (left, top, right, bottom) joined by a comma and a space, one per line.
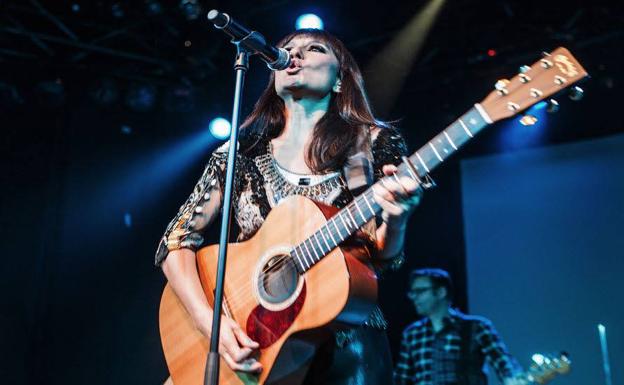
155, 127, 408, 329
394, 309, 523, 385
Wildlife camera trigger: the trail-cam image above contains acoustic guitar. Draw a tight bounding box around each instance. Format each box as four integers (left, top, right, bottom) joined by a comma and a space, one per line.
159, 47, 588, 384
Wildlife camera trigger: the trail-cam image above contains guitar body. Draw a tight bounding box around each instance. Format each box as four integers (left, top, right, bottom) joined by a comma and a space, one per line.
159, 195, 378, 385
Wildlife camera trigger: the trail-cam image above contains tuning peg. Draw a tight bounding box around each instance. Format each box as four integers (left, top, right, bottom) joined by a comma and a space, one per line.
495, 79, 510, 95
531, 354, 546, 365
519, 65, 531, 73
520, 114, 538, 126
569, 86, 584, 101
541, 58, 554, 69
546, 99, 560, 113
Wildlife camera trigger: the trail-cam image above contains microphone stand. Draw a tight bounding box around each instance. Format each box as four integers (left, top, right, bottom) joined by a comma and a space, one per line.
204, 41, 251, 385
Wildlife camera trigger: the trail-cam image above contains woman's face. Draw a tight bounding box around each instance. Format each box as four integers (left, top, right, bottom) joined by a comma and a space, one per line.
274, 36, 341, 99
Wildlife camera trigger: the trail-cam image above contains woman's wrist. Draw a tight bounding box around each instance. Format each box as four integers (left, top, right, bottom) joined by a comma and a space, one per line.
381, 214, 408, 232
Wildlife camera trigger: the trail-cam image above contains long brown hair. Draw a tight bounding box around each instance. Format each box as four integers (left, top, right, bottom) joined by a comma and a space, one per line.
240, 29, 392, 172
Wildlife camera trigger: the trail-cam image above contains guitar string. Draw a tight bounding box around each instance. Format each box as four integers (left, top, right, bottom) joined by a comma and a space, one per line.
217, 198, 369, 306
213, 171, 418, 306
206, 184, 377, 300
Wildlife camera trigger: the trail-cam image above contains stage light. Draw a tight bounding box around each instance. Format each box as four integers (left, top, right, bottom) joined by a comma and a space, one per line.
111, 2, 124, 18
296, 14, 324, 30
365, 0, 446, 115
209, 117, 231, 139
125, 83, 156, 112
124, 213, 132, 228
120, 125, 132, 135
164, 85, 196, 112
146, 0, 163, 15
89, 78, 119, 106
180, 0, 201, 20
0, 82, 24, 110
487, 49, 497, 57
35, 79, 66, 108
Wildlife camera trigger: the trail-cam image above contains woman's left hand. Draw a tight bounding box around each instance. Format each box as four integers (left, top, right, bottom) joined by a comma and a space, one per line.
372, 164, 423, 229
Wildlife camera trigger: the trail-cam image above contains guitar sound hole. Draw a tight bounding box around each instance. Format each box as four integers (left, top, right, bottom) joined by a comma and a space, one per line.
258, 254, 299, 304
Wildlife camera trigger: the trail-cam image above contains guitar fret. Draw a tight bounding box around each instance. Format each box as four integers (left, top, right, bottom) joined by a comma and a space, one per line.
354, 202, 367, 222
297, 246, 310, 269
319, 228, 332, 251
345, 208, 358, 227
313, 233, 325, 254
402, 159, 419, 181
338, 213, 351, 232
362, 194, 375, 214
435, 137, 450, 156
474, 103, 493, 124
325, 224, 338, 246
291, 251, 304, 272
459, 118, 473, 137
444, 131, 458, 150
307, 238, 320, 260
416, 152, 430, 173
429, 142, 443, 162
330, 218, 345, 240
302, 242, 314, 267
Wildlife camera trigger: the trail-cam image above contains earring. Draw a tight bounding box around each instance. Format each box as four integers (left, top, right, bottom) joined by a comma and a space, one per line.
333, 80, 342, 93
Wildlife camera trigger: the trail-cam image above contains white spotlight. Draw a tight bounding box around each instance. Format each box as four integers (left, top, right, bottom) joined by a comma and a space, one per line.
296, 14, 324, 30
209, 117, 231, 139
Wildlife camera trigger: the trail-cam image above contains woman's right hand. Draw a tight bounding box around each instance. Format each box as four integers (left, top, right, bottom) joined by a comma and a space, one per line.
196, 313, 263, 374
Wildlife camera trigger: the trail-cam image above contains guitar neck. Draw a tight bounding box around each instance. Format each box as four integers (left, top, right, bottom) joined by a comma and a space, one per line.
399, 104, 491, 179
290, 104, 491, 273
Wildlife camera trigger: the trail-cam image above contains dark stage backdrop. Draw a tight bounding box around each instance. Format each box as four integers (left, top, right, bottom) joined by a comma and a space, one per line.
461, 133, 624, 385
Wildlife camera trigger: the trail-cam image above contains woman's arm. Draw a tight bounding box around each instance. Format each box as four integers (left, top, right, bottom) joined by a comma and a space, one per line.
373, 164, 422, 259
157, 147, 262, 373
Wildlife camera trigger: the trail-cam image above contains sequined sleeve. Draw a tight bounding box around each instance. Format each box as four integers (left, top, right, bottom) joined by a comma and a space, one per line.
154, 146, 228, 266
371, 126, 409, 271
372, 126, 408, 177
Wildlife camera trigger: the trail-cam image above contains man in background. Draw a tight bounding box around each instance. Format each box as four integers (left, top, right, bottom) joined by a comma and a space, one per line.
394, 268, 527, 385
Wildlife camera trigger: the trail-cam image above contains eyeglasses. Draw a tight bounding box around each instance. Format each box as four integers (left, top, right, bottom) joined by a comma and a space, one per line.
407, 286, 435, 299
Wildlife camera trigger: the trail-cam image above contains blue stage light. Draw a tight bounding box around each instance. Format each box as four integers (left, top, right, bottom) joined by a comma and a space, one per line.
209, 117, 231, 139
296, 14, 324, 30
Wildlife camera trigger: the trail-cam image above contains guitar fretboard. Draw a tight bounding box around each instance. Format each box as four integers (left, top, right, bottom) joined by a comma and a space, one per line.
290, 105, 491, 273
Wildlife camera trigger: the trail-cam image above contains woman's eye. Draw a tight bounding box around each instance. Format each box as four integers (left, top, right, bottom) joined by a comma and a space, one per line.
309, 45, 325, 52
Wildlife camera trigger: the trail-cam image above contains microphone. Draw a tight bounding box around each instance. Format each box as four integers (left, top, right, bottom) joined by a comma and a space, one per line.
207, 10, 291, 71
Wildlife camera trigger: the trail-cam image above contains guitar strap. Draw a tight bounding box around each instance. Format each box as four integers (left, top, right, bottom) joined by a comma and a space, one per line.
458, 319, 487, 385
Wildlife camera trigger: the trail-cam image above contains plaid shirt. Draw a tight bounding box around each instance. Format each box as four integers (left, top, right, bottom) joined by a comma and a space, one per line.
394, 309, 522, 385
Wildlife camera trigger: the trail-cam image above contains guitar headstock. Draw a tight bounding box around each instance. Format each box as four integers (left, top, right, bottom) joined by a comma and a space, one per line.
527, 352, 572, 384
480, 47, 588, 123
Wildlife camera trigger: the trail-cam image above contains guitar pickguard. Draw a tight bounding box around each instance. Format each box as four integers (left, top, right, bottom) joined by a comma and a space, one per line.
246, 282, 307, 348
